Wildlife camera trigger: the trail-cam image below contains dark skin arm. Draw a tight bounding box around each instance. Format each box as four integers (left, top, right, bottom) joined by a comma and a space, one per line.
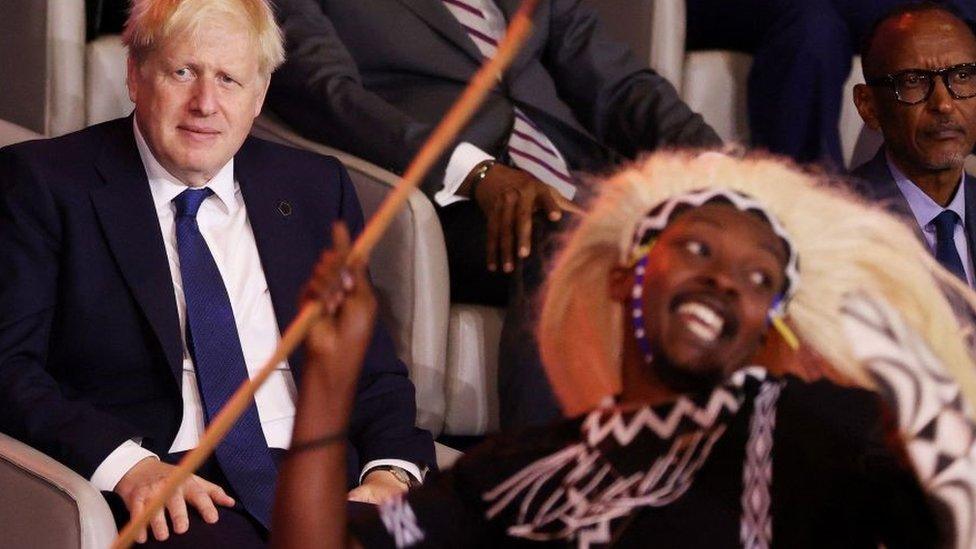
271, 223, 374, 549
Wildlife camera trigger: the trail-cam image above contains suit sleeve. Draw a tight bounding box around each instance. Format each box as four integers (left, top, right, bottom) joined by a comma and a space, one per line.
542, 0, 721, 156
269, 0, 455, 198
331, 163, 436, 471
0, 147, 140, 479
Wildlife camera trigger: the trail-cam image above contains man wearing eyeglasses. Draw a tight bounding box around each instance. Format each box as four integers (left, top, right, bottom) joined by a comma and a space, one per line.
852, 2, 976, 287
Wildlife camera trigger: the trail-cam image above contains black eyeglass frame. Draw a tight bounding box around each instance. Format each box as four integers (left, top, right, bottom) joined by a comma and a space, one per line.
866, 63, 976, 105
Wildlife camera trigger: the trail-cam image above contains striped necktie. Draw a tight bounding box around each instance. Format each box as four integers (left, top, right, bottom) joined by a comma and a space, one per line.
442, 0, 577, 199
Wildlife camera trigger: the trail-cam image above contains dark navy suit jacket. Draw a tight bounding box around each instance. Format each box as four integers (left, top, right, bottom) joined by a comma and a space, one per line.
0, 117, 433, 485
850, 148, 976, 276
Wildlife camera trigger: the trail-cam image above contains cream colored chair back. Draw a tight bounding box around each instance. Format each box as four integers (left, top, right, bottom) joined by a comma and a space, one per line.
0, 0, 87, 136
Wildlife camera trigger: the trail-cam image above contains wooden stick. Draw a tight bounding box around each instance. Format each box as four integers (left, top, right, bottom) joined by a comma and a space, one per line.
112, 2, 540, 547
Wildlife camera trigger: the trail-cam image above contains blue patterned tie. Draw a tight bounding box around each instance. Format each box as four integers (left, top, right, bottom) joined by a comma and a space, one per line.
173, 188, 277, 528
932, 209, 968, 283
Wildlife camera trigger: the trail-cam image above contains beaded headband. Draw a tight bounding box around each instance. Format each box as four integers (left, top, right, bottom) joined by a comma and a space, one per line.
627, 189, 801, 364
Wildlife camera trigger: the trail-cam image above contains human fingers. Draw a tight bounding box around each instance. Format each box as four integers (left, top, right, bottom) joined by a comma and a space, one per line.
165, 490, 190, 535
307, 254, 345, 309
499, 190, 518, 273
536, 185, 563, 222
188, 488, 221, 524
516, 186, 535, 259
485, 195, 503, 271
308, 226, 355, 315
203, 480, 236, 508
185, 477, 234, 524
347, 485, 378, 505
128, 498, 149, 544
344, 259, 372, 303
331, 222, 352, 256
148, 504, 170, 542
554, 193, 584, 216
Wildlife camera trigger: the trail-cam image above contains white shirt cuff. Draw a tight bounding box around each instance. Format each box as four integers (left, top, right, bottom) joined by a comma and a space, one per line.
434, 142, 495, 207
360, 459, 424, 485
89, 439, 159, 492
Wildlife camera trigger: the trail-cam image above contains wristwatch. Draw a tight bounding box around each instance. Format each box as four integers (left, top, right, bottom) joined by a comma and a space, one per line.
370, 465, 420, 489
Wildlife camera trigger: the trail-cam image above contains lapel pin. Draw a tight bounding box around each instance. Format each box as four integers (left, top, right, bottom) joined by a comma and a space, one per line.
277, 200, 292, 217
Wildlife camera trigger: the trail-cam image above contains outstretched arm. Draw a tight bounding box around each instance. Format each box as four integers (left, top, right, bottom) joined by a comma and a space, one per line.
272, 223, 374, 549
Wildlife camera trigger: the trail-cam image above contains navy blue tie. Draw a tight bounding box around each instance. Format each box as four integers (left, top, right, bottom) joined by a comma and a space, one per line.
173, 188, 277, 528
932, 209, 968, 283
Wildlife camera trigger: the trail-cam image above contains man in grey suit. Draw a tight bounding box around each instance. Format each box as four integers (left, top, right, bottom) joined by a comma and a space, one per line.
268, 0, 720, 428
851, 3, 976, 286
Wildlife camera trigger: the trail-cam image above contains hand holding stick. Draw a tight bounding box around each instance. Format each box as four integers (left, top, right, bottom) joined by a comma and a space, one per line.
111, 1, 541, 547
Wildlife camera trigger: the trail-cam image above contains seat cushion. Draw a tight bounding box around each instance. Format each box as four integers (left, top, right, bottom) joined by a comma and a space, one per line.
682, 50, 753, 144
443, 304, 505, 436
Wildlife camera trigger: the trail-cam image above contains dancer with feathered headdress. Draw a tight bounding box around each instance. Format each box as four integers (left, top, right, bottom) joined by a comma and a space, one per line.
272, 151, 976, 548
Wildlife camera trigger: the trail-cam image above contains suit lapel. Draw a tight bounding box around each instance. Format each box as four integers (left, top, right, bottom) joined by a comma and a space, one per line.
855, 148, 924, 239
495, 0, 547, 75
90, 119, 184, 382
234, 139, 309, 378
962, 172, 976, 279
394, 0, 485, 65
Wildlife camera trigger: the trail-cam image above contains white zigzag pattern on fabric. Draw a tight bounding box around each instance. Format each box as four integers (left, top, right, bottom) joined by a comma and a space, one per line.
483, 426, 727, 545
582, 389, 741, 447
480, 375, 768, 547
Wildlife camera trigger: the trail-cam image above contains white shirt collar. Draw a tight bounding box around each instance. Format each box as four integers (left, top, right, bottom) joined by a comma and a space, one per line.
885, 149, 967, 229
133, 118, 238, 215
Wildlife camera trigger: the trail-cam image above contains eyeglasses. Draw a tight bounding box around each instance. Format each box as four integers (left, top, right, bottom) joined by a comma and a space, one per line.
867, 63, 976, 105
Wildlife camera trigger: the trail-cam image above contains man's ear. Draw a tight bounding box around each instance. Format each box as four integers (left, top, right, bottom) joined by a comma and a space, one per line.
126, 56, 140, 104
853, 83, 882, 131
253, 75, 270, 118
608, 265, 634, 303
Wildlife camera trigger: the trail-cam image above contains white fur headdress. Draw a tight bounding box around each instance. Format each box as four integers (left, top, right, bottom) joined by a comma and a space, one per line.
538, 151, 976, 417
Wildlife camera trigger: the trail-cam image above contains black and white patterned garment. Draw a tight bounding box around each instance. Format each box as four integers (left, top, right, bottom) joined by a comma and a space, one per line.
350, 370, 937, 548
841, 292, 976, 548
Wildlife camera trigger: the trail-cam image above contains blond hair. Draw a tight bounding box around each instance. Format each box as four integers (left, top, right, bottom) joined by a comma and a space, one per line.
539, 151, 976, 416
123, 0, 285, 76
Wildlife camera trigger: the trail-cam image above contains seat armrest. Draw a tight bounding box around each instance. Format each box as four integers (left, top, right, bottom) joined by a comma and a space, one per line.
0, 119, 44, 148
0, 433, 117, 549
86, 35, 133, 126
649, 0, 687, 93
433, 442, 463, 471
252, 113, 407, 186
443, 304, 505, 436
251, 114, 450, 436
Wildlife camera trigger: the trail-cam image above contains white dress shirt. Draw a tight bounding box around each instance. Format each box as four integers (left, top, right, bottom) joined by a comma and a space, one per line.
887, 151, 973, 286
90, 120, 420, 490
